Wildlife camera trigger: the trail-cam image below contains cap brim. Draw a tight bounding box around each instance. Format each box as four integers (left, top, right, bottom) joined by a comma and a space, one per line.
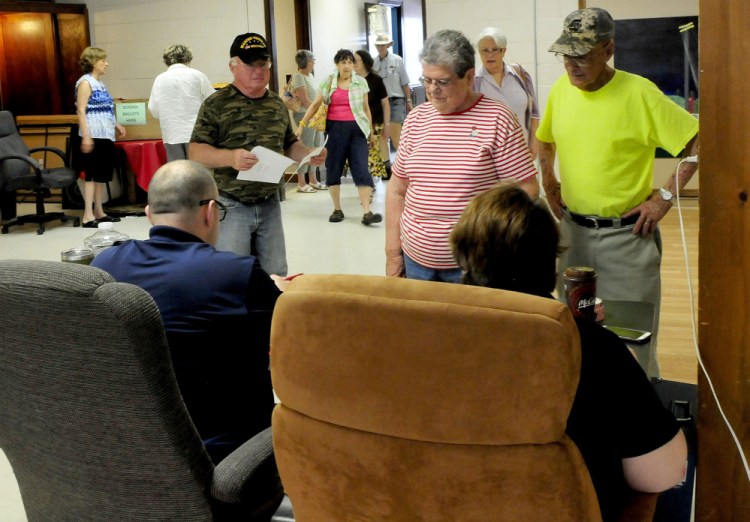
548, 37, 596, 57
235, 50, 271, 63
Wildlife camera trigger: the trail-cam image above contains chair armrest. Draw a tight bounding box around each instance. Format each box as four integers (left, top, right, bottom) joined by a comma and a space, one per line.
0, 154, 41, 183
210, 427, 283, 505
0, 154, 38, 169
28, 146, 69, 166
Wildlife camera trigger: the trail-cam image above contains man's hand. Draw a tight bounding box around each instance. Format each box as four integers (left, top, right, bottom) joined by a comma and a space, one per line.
231, 149, 258, 172
623, 197, 673, 237
270, 274, 291, 291
308, 147, 327, 167
542, 178, 564, 219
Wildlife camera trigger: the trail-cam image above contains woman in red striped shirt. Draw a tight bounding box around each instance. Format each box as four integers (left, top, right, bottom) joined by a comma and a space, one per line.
385, 29, 539, 281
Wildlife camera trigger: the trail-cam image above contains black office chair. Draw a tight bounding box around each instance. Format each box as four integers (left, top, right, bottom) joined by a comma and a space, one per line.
0, 111, 80, 234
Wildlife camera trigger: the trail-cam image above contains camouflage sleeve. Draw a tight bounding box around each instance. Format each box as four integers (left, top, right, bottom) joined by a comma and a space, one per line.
190, 97, 219, 145
283, 108, 298, 151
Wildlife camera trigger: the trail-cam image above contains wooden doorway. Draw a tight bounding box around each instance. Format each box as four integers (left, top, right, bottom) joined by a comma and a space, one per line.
0, 3, 89, 116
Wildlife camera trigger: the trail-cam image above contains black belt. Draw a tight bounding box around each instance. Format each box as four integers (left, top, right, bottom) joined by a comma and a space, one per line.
568, 211, 638, 229
389, 96, 404, 101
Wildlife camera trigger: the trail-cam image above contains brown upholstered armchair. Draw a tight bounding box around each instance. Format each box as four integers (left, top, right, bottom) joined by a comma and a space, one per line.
270, 274, 604, 521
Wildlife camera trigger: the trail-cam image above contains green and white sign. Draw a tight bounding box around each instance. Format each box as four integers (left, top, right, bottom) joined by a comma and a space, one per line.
116, 102, 147, 125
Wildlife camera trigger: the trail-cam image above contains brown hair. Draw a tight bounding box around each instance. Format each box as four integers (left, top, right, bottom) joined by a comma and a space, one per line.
80, 47, 107, 74
450, 183, 562, 296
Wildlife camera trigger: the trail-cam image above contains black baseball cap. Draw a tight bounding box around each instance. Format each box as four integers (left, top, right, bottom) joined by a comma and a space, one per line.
230, 33, 271, 63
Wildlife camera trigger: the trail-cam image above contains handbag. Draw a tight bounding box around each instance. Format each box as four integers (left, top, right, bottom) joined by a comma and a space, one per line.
282, 80, 302, 113
308, 102, 328, 132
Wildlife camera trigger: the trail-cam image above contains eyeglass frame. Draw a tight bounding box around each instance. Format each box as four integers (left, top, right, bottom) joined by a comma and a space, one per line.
478, 47, 505, 55
235, 57, 273, 70
419, 75, 458, 89
199, 199, 228, 221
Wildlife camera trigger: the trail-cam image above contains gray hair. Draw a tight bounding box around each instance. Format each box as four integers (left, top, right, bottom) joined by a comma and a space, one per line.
148, 160, 217, 215
420, 29, 475, 77
295, 49, 314, 69
476, 27, 508, 49
163, 44, 193, 66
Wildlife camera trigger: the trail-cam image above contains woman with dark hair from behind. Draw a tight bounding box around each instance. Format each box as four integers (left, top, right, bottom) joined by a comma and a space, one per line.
449, 183, 687, 521
354, 49, 390, 180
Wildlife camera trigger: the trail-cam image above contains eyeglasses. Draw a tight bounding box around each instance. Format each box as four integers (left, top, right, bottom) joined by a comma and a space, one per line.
479, 47, 504, 55
199, 199, 227, 221
419, 76, 456, 89
237, 58, 273, 70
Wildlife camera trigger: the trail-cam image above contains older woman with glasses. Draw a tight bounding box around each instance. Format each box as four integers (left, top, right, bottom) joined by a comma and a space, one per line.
385, 29, 539, 282
473, 27, 540, 160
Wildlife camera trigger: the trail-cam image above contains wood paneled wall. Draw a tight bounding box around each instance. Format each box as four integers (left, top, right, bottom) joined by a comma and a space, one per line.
697, 0, 750, 518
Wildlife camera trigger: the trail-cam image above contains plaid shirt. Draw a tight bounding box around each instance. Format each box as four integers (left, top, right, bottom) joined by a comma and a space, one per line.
319, 71, 371, 137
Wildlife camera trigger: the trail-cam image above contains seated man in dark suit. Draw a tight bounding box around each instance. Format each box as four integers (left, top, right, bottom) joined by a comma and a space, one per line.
93, 159, 289, 464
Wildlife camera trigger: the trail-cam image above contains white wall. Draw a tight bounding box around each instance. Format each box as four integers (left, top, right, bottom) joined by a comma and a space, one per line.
425, 0, 699, 189
69, 0, 699, 189
308, 0, 367, 81
67, 0, 265, 98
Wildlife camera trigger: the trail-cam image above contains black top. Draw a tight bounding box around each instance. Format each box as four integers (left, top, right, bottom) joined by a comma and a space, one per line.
569, 316, 680, 521
363, 72, 389, 125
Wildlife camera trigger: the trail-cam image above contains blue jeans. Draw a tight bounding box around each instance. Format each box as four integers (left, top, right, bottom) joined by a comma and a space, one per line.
325, 120, 372, 187
216, 193, 288, 276
403, 252, 462, 283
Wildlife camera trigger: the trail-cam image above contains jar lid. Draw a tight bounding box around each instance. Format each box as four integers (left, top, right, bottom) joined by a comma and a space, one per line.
564, 266, 597, 279
61, 247, 95, 262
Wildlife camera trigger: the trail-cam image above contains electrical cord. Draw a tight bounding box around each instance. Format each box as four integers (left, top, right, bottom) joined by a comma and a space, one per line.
673, 155, 750, 483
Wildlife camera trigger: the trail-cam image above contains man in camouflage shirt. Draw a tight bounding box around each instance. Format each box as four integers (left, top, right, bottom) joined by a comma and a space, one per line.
190, 33, 326, 276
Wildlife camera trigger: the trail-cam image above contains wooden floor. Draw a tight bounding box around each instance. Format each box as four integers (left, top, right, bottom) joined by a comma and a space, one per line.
656, 197, 699, 384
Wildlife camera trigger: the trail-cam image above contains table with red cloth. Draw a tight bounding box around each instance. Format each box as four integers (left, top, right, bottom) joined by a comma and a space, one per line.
114, 139, 167, 195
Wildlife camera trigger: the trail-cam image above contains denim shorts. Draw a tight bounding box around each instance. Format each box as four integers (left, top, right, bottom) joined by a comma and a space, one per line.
389, 97, 407, 123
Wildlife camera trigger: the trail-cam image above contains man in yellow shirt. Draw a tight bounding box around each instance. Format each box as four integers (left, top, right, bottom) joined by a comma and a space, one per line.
537, 8, 699, 378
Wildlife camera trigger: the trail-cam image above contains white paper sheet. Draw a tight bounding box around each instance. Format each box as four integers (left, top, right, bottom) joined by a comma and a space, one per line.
236, 146, 296, 183
236, 137, 328, 184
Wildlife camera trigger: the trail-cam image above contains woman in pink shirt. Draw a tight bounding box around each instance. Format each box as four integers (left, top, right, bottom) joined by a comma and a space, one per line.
297, 49, 380, 226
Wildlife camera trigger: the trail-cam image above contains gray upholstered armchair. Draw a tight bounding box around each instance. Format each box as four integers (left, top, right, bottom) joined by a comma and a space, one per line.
0, 260, 292, 520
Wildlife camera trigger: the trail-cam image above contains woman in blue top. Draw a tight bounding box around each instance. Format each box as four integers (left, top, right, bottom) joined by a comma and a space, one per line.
75, 47, 126, 227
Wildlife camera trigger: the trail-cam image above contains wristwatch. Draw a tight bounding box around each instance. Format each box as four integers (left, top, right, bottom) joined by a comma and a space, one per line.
659, 187, 674, 201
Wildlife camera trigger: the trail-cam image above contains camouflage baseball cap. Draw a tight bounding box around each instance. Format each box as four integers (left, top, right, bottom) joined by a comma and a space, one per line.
549, 8, 614, 57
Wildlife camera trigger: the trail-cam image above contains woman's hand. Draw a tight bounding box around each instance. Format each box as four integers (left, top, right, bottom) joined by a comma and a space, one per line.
369, 132, 376, 149
81, 138, 94, 153
116, 123, 126, 139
